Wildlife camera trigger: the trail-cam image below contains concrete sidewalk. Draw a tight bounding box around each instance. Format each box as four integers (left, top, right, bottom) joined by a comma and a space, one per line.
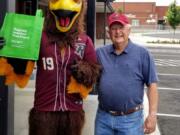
15, 80, 160, 135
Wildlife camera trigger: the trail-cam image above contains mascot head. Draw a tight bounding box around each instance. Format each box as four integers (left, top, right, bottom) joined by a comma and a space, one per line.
44, 0, 86, 46
49, 0, 83, 32
45, 0, 85, 33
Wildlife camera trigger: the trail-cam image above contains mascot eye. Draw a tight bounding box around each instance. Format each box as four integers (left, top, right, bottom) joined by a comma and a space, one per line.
73, 0, 81, 4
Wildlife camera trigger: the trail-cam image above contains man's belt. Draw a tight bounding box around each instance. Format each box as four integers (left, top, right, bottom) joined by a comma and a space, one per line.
101, 104, 143, 116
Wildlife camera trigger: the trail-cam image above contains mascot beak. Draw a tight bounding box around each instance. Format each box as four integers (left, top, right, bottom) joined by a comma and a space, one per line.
49, 0, 82, 32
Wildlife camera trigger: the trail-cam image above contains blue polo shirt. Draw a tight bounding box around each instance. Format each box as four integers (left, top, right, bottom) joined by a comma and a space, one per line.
96, 40, 158, 112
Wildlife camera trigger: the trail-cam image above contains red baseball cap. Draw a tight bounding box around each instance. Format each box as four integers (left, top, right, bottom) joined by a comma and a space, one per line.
108, 12, 129, 27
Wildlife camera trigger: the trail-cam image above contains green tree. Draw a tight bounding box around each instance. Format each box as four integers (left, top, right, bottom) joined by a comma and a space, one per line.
166, 0, 180, 38
116, 7, 123, 13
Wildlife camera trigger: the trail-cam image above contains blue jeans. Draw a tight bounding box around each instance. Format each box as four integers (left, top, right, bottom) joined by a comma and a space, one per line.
95, 107, 144, 135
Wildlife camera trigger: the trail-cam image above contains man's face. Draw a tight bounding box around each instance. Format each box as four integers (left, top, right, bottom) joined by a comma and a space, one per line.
108, 22, 130, 45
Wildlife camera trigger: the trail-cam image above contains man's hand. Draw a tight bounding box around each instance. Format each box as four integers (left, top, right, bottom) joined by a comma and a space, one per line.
144, 114, 157, 134
145, 83, 158, 134
0, 37, 5, 49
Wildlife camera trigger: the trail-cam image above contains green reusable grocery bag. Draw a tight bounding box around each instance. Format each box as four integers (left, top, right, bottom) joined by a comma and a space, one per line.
0, 9, 44, 60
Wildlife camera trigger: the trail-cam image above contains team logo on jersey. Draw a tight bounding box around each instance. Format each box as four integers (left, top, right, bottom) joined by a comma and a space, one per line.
75, 43, 86, 59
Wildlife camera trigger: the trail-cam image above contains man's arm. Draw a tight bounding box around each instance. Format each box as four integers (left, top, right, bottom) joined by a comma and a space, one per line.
144, 83, 158, 134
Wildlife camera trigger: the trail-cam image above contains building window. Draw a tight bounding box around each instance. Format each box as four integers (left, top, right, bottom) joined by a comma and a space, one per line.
16, 0, 37, 15
23, 0, 32, 14
132, 19, 139, 26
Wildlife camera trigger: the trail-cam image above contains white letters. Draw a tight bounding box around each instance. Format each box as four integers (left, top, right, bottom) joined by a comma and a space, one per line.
42, 57, 54, 70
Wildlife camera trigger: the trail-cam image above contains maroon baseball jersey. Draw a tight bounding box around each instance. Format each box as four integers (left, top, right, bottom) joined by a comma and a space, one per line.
33, 31, 97, 111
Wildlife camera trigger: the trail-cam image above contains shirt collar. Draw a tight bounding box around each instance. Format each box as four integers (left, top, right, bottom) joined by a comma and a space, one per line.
109, 39, 132, 55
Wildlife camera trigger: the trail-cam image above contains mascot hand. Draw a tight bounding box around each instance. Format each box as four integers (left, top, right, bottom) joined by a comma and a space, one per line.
0, 37, 5, 49
68, 61, 101, 99
0, 36, 35, 88
71, 60, 101, 88
67, 76, 93, 99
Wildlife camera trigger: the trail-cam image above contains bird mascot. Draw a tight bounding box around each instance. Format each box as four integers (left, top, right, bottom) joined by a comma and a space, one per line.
0, 0, 101, 135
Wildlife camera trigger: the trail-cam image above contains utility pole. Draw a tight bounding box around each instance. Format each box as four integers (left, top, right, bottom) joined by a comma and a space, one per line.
100, 0, 114, 45
0, 0, 15, 135
86, 0, 96, 44
0, 78, 14, 135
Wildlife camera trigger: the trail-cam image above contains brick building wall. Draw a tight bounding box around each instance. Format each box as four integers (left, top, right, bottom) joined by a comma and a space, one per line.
156, 6, 168, 20
96, 2, 169, 38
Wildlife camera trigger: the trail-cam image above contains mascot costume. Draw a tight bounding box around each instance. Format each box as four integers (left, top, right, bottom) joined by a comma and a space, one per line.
0, 0, 101, 135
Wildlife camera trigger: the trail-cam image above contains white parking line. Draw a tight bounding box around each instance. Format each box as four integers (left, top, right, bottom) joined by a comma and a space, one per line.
150, 49, 180, 54
157, 113, 180, 118
155, 59, 180, 67
158, 73, 180, 76
158, 87, 180, 91
145, 87, 180, 91
153, 54, 180, 57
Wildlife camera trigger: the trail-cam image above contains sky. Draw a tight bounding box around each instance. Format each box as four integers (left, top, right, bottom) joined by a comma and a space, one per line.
114, 0, 180, 6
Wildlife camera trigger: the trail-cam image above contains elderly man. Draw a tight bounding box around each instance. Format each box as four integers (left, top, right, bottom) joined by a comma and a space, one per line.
95, 12, 159, 135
